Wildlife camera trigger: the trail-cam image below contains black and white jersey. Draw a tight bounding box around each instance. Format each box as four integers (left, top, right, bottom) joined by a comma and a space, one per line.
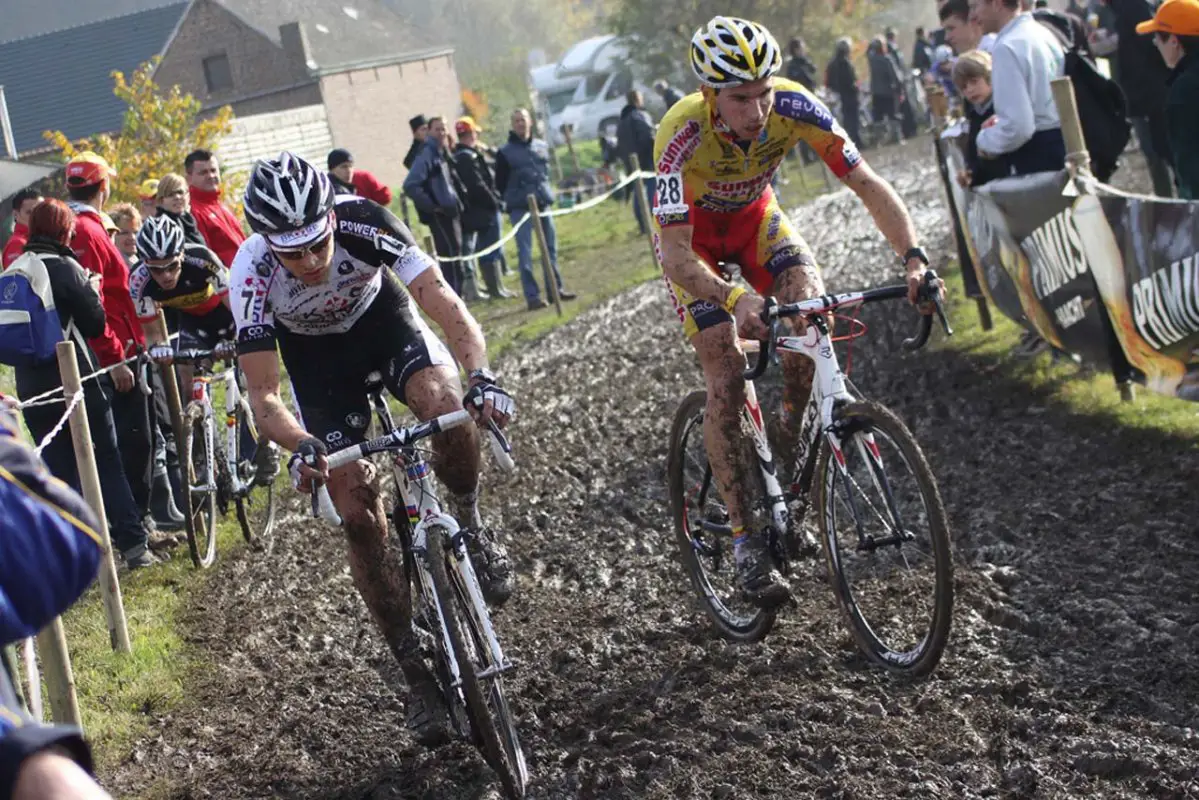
230, 196, 437, 352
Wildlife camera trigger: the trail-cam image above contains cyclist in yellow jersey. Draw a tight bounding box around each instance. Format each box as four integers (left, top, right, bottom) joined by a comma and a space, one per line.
653, 16, 941, 606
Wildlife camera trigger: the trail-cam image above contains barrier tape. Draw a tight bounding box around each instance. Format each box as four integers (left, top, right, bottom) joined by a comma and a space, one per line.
15, 332, 180, 411
33, 389, 84, 456
429, 170, 654, 264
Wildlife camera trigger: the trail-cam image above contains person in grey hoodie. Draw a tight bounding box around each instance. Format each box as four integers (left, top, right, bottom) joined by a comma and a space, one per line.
403, 116, 466, 296
494, 108, 578, 311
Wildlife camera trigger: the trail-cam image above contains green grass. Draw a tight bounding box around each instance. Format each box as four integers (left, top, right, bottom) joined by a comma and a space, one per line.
56, 501, 256, 774
938, 262, 1199, 442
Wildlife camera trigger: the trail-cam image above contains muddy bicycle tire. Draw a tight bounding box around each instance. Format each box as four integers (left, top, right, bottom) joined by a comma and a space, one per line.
182, 405, 217, 569
234, 406, 278, 546
667, 390, 777, 642
814, 400, 953, 677
426, 530, 527, 798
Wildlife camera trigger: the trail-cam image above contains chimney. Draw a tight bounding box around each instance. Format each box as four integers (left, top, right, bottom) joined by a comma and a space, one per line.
279, 22, 314, 72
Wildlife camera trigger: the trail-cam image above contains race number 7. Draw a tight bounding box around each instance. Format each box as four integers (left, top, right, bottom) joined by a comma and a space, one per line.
241, 288, 256, 319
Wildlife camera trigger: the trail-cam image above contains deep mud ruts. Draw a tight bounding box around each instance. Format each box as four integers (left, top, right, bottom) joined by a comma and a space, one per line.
110, 144, 1199, 799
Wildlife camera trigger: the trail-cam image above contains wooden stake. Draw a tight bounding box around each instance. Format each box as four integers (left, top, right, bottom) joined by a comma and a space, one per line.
55, 341, 131, 654
36, 619, 81, 728
526, 195, 562, 317
630, 155, 658, 266
1050, 77, 1091, 175
562, 124, 581, 175
152, 311, 191, 548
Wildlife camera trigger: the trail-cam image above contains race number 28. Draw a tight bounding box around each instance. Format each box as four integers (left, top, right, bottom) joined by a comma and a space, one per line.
654, 173, 686, 214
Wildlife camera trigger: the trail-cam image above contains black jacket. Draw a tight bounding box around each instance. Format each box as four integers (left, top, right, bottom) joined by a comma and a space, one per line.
156, 206, 206, 248
330, 172, 356, 195
13, 237, 107, 400
965, 102, 1010, 187
1166, 51, 1199, 200
785, 55, 818, 88
913, 37, 934, 72
868, 48, 902, 98
826, 54, 859, 103
452, 142, 502, 233
1105, 0, 1171, 117
403, 138, 424, 171
616, 104, 656, 174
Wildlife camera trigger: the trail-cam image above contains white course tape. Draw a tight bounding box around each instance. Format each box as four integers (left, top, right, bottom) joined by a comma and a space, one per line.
430, 171, 655, 264
33, 389, 84, 456
15, 331, 180, 411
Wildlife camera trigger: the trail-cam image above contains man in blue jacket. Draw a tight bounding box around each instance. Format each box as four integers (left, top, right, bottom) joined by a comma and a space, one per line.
0, 404, 111, 799
402, 116, 467, 296
494, 109, 579, 311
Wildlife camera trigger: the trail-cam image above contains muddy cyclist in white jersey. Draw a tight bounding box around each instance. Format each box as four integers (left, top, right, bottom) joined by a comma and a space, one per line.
230, 152, 515, 746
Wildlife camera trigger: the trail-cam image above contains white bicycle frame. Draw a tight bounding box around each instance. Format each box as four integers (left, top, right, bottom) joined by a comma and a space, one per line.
740, 291, 883, 537
316, 407, 516, 691
188, 363, 256, 498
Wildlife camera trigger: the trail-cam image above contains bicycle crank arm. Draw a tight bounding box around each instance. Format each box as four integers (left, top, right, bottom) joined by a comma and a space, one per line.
476, 659, 518, 679
857, 528, 917, 551
699, 519, 733, 536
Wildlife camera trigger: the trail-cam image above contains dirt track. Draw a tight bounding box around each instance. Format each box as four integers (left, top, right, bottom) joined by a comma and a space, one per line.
109, 144, 1199, 799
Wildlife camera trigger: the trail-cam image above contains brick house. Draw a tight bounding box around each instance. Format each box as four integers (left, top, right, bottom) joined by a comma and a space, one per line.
0, 0, 459, 189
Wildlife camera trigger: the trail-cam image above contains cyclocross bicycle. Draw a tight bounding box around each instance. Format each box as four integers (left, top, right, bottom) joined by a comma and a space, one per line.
174, 347, 278, 568
313, 371, 527, 798
667, 271, 955, 676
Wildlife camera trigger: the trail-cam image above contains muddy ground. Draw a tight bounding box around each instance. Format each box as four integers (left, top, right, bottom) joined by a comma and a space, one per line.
109, 143, 1198, 799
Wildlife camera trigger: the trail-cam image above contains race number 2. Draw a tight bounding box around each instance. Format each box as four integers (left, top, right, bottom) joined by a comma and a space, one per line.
653, 173, 687, 216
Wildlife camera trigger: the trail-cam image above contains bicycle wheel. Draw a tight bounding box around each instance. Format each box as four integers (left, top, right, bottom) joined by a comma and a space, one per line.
427, 529, 527, 799
234, 408, 277, 546
181, 406, 217, 569
667, 390, 776, 643
814, 400, 953, 676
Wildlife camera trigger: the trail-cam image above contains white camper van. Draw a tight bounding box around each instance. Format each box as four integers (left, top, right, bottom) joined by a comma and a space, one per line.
529, 63, 582, 145
551, 35, 665, 143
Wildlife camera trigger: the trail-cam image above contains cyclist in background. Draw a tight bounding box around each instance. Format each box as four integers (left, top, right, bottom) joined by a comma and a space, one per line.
653, 16, 938, 607
131, 216, 279, 485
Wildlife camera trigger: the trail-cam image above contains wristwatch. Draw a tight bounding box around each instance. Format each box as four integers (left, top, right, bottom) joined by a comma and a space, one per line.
902, 246, 930, 267
468, 368, 497, 385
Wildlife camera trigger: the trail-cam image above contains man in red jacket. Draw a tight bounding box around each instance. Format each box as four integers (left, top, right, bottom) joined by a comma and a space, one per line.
66, 151, 158, 540
3, 188, 43, 269
326, 148, 394, 206
185, 149, 245, 267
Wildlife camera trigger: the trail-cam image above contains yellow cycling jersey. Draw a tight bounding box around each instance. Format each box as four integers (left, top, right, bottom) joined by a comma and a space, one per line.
651, 77, 861, 226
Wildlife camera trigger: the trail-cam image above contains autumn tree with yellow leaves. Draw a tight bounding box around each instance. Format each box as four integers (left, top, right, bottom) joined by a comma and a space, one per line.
44, 57, 238, 205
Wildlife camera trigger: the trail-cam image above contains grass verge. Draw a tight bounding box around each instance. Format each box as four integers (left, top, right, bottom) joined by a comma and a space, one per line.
937, 262, 1199, 443
56, 503, 254, 775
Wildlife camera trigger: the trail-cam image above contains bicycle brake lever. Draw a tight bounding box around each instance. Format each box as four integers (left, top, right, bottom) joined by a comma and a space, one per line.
313, 483, 343, 525
486, 418, 516, 473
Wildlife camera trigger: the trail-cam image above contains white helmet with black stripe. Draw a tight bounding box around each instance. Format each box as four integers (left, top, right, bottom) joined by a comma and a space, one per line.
243, 151, 335, 247
135, 215, 185, 261
690, 16, 782, 89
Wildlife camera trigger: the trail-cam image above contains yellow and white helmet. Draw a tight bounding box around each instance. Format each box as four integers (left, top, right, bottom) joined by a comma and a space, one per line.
690, 16, 782, 88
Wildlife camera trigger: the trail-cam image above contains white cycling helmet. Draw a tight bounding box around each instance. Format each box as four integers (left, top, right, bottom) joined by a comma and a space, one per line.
243, 151, 335, 248
690, 16, 782, 89
136, 215, 185, 261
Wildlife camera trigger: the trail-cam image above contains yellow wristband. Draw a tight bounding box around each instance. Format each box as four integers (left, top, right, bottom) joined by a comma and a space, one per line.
722, 286, 747, 314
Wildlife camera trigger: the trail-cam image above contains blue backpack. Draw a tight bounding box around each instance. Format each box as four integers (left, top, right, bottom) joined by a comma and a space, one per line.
0, 252, 64, 367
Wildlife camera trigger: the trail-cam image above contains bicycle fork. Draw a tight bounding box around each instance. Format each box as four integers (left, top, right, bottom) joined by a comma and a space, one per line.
402, 468, 514, 693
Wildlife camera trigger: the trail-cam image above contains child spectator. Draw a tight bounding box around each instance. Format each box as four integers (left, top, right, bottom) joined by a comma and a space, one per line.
953, 50, 1010, 186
